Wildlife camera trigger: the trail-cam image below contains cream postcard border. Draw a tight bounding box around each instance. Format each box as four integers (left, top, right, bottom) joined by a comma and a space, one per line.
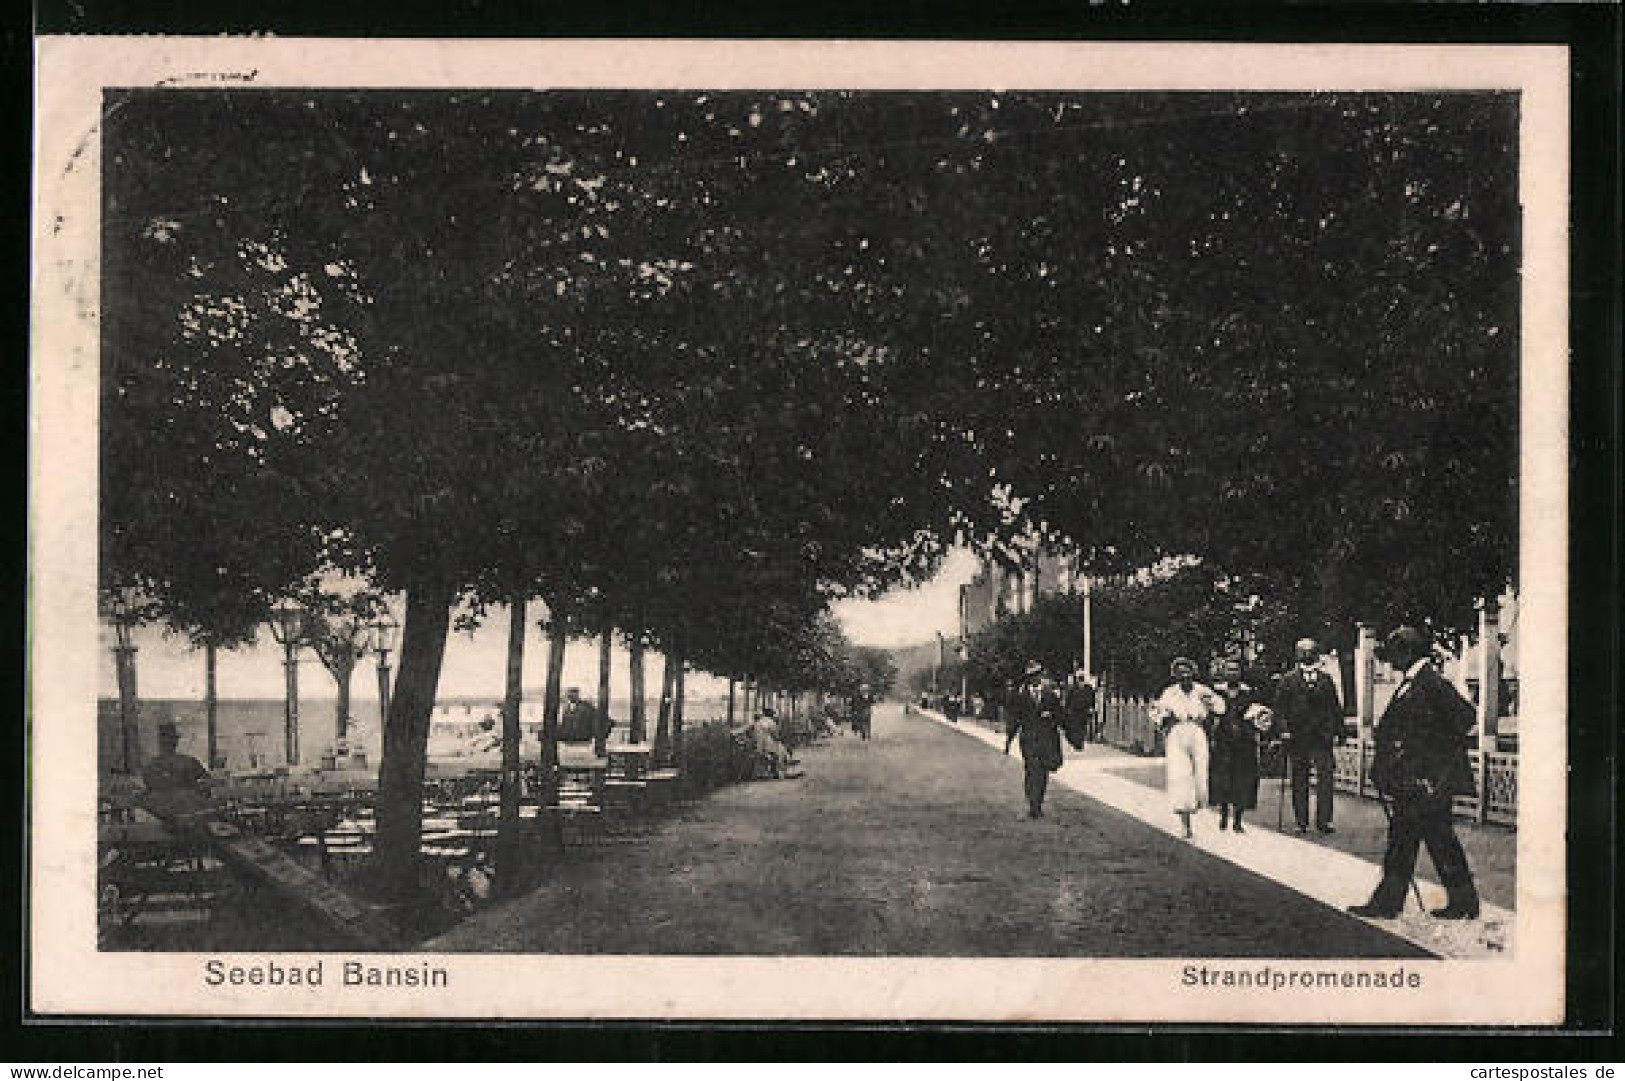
30, 37, 1569, 1022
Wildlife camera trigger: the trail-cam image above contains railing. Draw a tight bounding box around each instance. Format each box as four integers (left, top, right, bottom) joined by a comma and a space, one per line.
1460, 748, 1519, 827
1100, 696, 1517, 829
1098, 696, 1161, 756
1329, 739, 1517, 827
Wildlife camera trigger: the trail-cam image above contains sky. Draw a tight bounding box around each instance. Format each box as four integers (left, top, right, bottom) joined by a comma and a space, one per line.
97, 613, 728, 703
99, 547, 984, 701
830, 546, 981, 648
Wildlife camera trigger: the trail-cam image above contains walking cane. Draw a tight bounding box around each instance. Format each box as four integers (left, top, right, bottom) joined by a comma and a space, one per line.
1273, 742, 1287, 831
1375, 792, 1429, 917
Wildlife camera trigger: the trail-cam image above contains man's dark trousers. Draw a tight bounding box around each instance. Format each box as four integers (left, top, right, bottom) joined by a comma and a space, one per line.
1024, 760, 1050, 816
1370, 791, 1478, 911
1289, 746, 1335, 829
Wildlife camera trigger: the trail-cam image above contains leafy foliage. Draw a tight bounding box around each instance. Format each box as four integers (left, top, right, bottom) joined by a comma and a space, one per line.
100, 89, 1518, 895
965, 565, 1331, 700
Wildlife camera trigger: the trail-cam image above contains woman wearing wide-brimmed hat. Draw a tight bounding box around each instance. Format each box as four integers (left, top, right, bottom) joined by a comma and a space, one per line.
1149, 656, 1224, 838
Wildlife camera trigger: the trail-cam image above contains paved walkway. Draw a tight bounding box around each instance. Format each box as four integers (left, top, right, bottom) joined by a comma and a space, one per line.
1098, 751, 1517, 909
431, 705, 1431, 957
934, 710, 1513, 960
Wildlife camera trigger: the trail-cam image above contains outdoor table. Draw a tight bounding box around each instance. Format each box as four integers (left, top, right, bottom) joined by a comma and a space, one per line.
421, 827, 487, 861
606, 744, 652, 781
100, 819, 173, 848
557, 745, 609, 767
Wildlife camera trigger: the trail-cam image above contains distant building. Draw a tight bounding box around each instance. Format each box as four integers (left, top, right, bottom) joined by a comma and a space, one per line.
958, 550, 1079, 637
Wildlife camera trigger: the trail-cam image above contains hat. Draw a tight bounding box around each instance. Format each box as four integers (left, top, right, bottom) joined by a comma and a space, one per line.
1024, 660, 1043, 676
1385, 625, 1432, 658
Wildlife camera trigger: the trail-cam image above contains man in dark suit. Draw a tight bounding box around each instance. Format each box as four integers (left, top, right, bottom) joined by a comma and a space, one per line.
1349, 625, 1481, 920
1004, 660, 1065, 819
1062, 667, 1098, 748
559, 688, 601, 744
851, 684, 874, 740
1271, 637, 1345, 834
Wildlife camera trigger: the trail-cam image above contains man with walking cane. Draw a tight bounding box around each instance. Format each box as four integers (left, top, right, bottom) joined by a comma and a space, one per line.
1271, 638, 1344, 834
1347, 626, 1482, 920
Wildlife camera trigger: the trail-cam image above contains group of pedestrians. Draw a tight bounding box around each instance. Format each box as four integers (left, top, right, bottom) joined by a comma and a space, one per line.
995, 624, 1482, 921
1155, 626, 1483, 919
1152, 638, 1346, 838
1152, 643, 1337, 840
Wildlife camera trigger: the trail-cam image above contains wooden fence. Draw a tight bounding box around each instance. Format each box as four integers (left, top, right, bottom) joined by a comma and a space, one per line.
1098, 694, 1517, 828
1098, 695, 1161, 756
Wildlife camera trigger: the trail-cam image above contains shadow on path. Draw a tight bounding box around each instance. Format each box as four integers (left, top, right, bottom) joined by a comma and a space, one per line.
429, 706, 1428, 958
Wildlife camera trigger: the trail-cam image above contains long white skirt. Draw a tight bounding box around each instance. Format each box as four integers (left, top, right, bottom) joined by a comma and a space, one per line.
1165, 720, 1210, 813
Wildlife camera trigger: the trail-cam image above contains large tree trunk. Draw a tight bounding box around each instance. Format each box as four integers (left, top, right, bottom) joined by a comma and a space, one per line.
672, 652, 686, 763
114, 645, 140, 774
595, 628, 612, 756
727, 676, 736, 724
629, 637, 648, 743
496, 596, 526, 898
312, 627, 359, 758
373, 582, 455, 901
538, 619, 567, 850
653, 649, 675, 763
204, 641, 219, 770
332, 660, 353, 754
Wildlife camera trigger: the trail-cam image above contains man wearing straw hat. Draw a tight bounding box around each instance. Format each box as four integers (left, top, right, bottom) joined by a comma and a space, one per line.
1003, 660, 1065, 819
141, 719, 214, 816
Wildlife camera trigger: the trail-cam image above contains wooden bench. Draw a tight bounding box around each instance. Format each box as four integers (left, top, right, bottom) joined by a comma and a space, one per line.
549, 762, 608, 846
99, 816, 234, 940
126, 804, 402, 949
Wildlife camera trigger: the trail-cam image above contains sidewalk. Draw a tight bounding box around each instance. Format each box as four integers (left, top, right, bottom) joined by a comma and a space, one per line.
1100, 756, 1516, 910
929, 710, 1513, 961
431, 705, 1428, 958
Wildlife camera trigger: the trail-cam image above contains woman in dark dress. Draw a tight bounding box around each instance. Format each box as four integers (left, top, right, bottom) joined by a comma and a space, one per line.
1208, 659, 1268, 832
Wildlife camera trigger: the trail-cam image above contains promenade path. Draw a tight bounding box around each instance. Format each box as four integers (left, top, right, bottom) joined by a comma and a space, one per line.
1096, 751, 1517, 910
431, 704, 1427, 957
933, 710, 1514, 961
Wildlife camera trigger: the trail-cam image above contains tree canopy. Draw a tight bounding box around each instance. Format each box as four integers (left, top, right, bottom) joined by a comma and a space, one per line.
101, 88, 1519, 893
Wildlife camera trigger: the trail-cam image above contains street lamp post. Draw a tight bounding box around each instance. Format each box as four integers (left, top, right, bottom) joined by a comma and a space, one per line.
269, 599, 306, 768
371, 611, 398, 731
109, 588, 141, 774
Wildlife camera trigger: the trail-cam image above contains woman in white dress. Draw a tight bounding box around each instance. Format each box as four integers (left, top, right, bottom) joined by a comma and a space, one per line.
1149, 657, 1225, 838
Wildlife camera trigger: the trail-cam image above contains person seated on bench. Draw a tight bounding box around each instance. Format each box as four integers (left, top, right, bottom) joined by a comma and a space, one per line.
733, 708, 794, 779
140, 720, 216, 818
558, 687, 601, 745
